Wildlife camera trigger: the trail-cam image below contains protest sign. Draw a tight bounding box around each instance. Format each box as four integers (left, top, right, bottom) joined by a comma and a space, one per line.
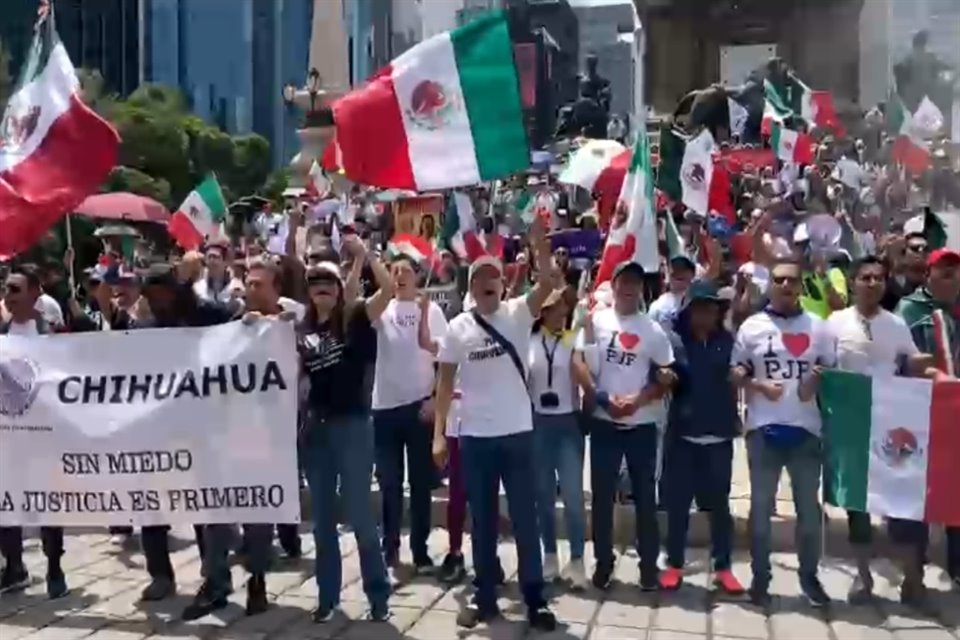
423, 281, 461, 318
550, 229, 602, 260
0, 321, 300, 527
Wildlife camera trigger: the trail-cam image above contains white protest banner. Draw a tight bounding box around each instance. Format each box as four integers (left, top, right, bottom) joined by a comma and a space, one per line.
0, 321, 300, 527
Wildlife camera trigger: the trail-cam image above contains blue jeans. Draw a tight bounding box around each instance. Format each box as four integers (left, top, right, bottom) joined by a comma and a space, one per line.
590, 420, 659, 578
461, 430, 545, 613
532, 413, 586, 560
202, 523, 273, 597
302, 413, 389, 612
664, 438, 733, 570
373, 398, 433, 564
746, 429, 822, 587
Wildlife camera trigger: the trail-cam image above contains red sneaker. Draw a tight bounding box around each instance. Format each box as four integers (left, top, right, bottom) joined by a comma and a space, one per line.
714, 569, 745, 595
659, 567, 683, 591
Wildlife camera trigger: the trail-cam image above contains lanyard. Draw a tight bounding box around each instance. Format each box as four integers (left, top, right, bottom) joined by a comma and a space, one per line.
541, 333, 561, 389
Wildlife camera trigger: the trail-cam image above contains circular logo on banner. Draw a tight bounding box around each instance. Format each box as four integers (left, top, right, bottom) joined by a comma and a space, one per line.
0, 357, 41, 417
877, 427, 920, 468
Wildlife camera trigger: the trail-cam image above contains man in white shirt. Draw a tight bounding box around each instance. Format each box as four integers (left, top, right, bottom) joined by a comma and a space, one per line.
825, 255, 937, 605
432, 219, 556, 631
731, 258, 834, 608
0, 264, 64, 329
371, 254, 448, 574
648, 255, 697, 331
574, 261, 675, 591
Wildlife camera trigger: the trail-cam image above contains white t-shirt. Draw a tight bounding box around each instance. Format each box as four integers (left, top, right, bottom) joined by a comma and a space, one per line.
373, 299, 448, 410
576, 308, 674, 427
826, 307, 918, 377
732, 310, 834, 435
5, 319, 40, 336
438, 297, 535, 437
528, 330, 576, 415
36, 294, 63, 327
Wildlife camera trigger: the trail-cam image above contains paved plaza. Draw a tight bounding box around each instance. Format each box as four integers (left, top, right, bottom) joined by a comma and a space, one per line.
0, 526, 958, 640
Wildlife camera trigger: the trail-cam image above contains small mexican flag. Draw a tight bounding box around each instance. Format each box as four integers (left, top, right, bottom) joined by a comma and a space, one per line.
769, 122, 814, 164
387, 233, 435, 264
886, 94, 930, 175
821, 371, 960, 525
332, 10, 528, 191
168, 176, 227, 250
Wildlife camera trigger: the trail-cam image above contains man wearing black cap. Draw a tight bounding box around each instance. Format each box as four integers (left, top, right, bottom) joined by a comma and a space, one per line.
135, 263, 234, 603
574, 260, 676, 591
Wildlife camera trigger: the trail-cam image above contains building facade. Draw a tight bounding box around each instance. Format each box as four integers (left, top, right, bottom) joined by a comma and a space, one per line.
146, 0, 313, 167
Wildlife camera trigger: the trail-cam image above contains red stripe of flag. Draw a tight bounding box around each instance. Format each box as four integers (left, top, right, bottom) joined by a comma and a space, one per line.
923, 380, 960, 525
333, 65, 416, 190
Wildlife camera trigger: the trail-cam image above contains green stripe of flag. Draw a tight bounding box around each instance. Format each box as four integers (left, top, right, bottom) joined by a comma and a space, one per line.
452, 10, 528, 181
821, 370, 872, 512
195, 176, 227, 221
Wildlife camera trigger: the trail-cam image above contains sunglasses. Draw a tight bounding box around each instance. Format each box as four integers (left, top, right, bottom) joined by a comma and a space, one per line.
306, 274, 339, 286
4, 283, 22, 294
905, 244, 929, 254
772, 275, 800, 286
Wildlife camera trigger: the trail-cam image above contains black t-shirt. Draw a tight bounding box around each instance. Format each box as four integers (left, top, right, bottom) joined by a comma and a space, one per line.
881, 277, 920, 312
298, 302, 376, 418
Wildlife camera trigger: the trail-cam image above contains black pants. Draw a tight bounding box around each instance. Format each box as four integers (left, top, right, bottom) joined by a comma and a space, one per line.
276, 523, 300, 552
0, 526, 63, 569
847, 511, 873, 546
888, 519, 960, 577
141, 525, 205, 580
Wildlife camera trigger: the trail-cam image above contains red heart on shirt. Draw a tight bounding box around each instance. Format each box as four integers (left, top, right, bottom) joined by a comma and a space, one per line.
618, 332, 641, 350
782, 333, 810, 358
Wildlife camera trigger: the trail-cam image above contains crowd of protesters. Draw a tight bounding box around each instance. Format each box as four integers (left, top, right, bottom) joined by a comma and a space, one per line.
1, 101, 959, 631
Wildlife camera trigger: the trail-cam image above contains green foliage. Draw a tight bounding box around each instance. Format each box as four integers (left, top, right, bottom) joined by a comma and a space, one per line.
78, 75, 274, 210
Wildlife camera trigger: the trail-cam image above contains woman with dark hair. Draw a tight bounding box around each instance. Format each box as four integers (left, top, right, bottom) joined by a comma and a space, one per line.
297, 236, 395, 623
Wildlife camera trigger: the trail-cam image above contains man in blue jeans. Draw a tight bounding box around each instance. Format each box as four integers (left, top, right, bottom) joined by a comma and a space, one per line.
731, 258, 835, 608
574, 261, 675, 591
432, 217, 556, 631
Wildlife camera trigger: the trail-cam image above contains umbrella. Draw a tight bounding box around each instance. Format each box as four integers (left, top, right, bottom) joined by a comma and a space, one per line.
558, 139, 629, 192
75, 192, 171, 224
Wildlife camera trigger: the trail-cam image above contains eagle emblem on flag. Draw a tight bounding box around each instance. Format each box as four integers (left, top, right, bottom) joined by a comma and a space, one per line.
406, 80, 460, 130
0, 357, 41, 417
681, 163, 707, 190
877, 427, 920, 467
0, 105, 41, 151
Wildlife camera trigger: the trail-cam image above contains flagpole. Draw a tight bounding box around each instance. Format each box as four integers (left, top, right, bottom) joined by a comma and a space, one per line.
64, 213, 76, 296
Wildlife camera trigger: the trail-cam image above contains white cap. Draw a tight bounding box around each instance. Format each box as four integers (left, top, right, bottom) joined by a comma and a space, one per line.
467, 255, 504, 283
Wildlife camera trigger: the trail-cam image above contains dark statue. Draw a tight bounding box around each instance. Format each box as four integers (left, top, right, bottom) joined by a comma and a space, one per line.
894, 31, 954, 128
555, 54, 612, 139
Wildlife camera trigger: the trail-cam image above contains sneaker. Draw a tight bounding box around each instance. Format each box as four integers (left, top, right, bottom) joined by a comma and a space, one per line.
592, 564, 613, 590
659, 567, 683, 591
245, 574, 268, 616
140, 577, 175, 601
181, 583, 229, 621
46, 570, 68, 599
562, 558, 589, 591
456, 604, 499, 629
0, 564, 29, 593
847, 574, 873, 605
527, 605, 557, 632
799, 574, 831, 608
748, 581, 771, 608
367, 602, 391, 622
438, 553, 466, 584
639, 571, 659, 592
413, 556, 435, 576
312, 605, 337, 623
543, 553, 559, 582
713, 569, 746, 596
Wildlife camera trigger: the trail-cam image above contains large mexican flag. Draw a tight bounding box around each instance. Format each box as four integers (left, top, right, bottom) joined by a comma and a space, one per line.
0, 5, 119, 259
821, 371, 960, 525
332, 10, 528, 191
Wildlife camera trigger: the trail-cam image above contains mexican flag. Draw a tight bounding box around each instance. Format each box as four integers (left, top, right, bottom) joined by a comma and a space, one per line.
387, 233, 435, 264
441, 190, 497, 262
657, 127, 733, 221
168, 176, 227, 250
886, 94, 930, 175
821, 371, 960, 525
594, 129, 658, 287
769, 122, 814, 164
0, 5, 119, 259
765, 75, 843, 136
332, 11, 528, 191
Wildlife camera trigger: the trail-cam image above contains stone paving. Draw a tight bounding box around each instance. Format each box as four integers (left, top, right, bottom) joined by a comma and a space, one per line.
0, 528, 958, 640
